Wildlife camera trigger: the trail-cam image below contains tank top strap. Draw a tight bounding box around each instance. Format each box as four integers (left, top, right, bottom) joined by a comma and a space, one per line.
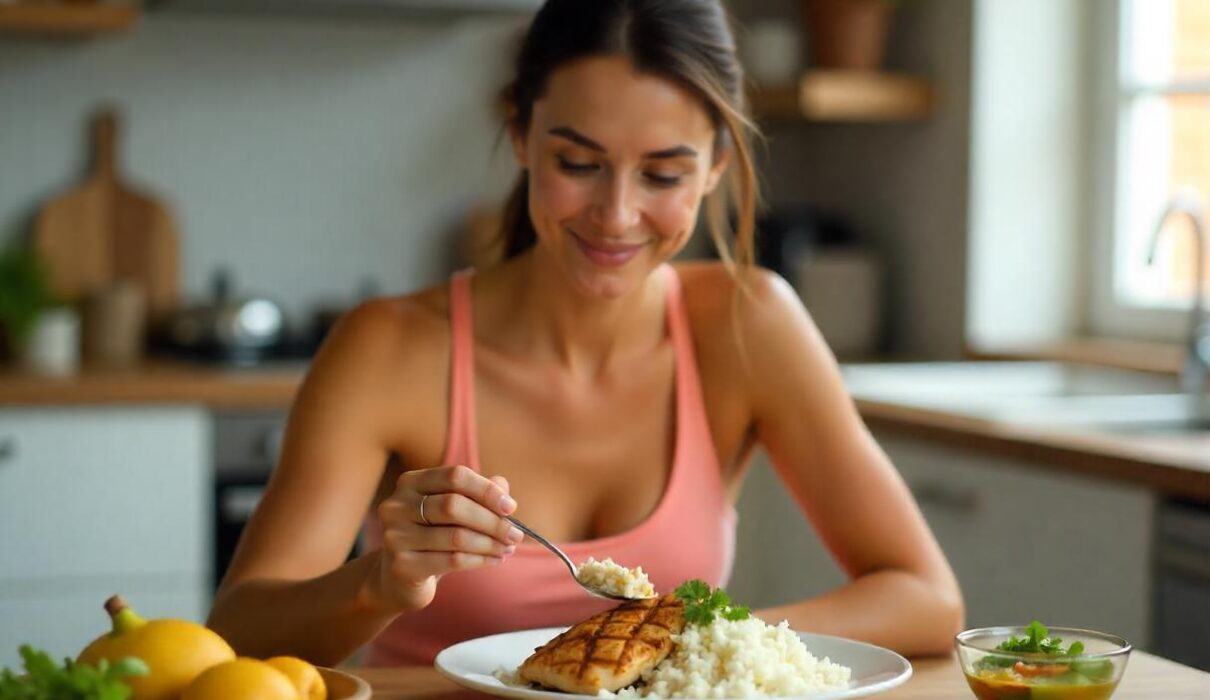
443, 269, 482, 471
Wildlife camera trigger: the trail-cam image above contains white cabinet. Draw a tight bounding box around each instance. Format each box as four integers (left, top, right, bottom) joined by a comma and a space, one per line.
730, 434, 1154, 650
878, 431, 1155, 647
0, 407, 212, 668
730, 450, 847, 610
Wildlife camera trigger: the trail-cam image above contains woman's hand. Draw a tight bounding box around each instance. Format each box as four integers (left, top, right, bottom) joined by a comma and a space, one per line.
364, 465, 524, 612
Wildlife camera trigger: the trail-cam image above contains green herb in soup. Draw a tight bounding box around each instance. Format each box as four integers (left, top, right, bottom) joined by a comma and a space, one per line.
997, 621, 1084, 656
965, 622, 1119, 700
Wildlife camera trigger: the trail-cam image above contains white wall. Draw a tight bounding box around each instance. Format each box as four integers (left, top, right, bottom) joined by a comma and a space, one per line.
965, 0, 1090, 350
0, 12, 522, 319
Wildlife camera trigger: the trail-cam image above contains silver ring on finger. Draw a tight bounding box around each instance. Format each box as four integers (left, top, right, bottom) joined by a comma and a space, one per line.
418, 494, 433, 526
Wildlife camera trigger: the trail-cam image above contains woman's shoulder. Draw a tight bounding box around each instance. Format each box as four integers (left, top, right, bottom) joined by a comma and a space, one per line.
339, 283, 450, 338
332, 283, 448, 344
671, 260, 802, 334
308, 280, 457, 385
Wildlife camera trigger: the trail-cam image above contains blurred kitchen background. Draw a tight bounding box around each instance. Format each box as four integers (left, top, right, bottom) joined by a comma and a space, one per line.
2, 0, 1210, 673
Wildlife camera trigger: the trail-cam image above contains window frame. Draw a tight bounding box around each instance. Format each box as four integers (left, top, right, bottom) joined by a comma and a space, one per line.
1087, 0, 1209, 341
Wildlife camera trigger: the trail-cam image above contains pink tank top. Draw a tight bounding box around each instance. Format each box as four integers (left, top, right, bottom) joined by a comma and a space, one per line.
364, 264, 736, 666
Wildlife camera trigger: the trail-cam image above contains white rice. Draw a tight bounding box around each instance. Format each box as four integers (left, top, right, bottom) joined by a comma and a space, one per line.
576, 557, 656, 599
606, 617, 851, 699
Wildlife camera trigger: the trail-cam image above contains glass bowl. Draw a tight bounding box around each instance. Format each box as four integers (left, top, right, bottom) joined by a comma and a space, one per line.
955, 626, 1131, 700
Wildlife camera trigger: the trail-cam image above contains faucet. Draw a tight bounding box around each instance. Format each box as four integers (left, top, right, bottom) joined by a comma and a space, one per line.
1149, 187, 1210, 405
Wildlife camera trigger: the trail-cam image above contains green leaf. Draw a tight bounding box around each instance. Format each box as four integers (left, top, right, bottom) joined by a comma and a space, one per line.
723, 606, 750, 621
0, 247, 59, 347
675, 580, 711, 602
673, 581, 750, 626
1026, 621, 1048, 647
995, 621, 1084, 657
684, 605, 713, 625
19, 645, 59, 680
0, 644, 145, 700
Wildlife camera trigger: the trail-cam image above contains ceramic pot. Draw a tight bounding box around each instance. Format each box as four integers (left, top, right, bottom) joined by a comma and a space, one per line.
803, 0, 896, 71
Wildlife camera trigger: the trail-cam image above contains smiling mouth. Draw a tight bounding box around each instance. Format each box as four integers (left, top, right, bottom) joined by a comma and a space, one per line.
569, 229, 647, 268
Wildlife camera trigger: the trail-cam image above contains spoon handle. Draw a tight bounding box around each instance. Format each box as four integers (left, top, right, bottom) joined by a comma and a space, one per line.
506, 515, 577, 577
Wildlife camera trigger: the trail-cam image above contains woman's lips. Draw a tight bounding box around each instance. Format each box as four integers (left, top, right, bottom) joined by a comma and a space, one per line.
570, 230, 646, 268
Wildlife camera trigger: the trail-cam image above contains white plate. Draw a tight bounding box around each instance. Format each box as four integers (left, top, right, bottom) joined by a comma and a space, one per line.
434, 627, 912, 700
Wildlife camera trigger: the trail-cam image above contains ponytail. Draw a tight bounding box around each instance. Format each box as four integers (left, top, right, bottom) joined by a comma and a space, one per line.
499, 173, 538, 261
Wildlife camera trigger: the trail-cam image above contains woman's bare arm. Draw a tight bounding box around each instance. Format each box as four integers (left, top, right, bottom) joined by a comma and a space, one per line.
206, 300, 417, 664
736, 270, 964, 656
207, 299, 520, 665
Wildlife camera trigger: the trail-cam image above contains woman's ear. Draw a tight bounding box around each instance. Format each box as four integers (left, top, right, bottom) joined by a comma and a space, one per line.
704, 147, 731, 194
506, 108, 529, 169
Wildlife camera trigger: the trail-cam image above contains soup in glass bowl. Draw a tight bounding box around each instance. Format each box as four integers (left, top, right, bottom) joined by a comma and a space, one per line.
956, 622, 1130, 700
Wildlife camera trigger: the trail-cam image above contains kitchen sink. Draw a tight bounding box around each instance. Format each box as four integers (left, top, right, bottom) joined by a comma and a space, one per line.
841, 361, 1207, 433
842, 361, 1179, 400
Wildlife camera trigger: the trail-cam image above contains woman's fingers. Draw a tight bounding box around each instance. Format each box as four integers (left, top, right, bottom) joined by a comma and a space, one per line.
406, 465, 517, 516
408, 492, 523, 547
373, 466, 523, 608
394, 466, 522, 545
383, 526, 514, 559
383, 547, 506, 580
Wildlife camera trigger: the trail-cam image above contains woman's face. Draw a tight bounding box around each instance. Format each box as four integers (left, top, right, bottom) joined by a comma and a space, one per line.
512, 55, 729, 300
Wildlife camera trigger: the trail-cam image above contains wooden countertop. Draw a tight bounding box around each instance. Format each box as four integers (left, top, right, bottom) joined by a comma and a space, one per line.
349, 651, 1209, 699
2, 354, 1208, 502
968, 337, 1185, 375
0, 360, 305, 408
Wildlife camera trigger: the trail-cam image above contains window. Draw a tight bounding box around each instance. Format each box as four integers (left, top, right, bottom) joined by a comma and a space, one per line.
1091, 0, 1210, 338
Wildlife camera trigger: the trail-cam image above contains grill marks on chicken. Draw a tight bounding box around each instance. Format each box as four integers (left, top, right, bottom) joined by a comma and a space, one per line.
518, 594, 686, 694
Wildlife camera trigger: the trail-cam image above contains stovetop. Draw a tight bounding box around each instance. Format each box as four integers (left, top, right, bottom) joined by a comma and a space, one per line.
150, 334, 320, 369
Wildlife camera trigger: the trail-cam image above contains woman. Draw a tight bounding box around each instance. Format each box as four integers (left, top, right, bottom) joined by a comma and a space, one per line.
208, 0, 964, 667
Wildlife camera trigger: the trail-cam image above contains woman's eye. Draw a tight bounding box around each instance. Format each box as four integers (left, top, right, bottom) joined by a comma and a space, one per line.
556, 156, 600, 174
644, 172, 682, 188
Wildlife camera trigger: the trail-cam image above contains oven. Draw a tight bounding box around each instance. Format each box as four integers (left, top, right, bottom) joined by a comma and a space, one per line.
1153, 498, 1210, 671
212, 410, 287, 590
212, 408, 365, 590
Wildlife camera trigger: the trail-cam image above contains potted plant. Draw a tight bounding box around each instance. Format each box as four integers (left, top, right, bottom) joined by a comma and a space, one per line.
0, 246, 78, 374
802, 0, 898, 71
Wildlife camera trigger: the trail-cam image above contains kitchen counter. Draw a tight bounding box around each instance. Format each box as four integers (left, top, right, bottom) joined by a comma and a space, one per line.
349, 651, 1209, 699
854, 397, 1210, 503
4, 358, 1209, 502
0, 360, 305, 408
843, 360, 1210, 504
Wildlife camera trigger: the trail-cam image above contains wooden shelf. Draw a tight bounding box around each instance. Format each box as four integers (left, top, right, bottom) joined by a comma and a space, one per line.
0, 3, 139, 36
750, 70, 935, 123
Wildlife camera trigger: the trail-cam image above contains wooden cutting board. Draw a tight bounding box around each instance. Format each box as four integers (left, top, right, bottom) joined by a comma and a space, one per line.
34, 108, 179, 320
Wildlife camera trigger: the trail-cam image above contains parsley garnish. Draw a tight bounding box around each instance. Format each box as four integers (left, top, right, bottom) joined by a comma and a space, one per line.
674, 580, 750, 626
0, 644, 148, 700
997, 621, 1085, 657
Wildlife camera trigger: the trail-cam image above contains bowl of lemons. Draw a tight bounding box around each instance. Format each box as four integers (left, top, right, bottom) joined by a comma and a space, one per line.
0, 594, 371, 700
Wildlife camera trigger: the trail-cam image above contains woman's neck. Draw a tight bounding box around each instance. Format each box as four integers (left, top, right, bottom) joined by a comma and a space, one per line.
483, 251, 667, 381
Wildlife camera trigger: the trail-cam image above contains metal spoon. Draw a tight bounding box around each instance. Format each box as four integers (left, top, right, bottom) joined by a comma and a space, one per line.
506, 515, 657, 601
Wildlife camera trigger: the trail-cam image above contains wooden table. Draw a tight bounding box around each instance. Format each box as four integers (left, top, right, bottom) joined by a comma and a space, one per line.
350, 651, 1210, 699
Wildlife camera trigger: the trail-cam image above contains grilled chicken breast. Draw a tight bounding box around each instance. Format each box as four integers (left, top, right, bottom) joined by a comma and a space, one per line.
518, 594, 685, 694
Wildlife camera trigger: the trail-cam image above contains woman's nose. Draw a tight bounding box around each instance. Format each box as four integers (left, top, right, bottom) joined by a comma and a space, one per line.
592, 176, 641, 236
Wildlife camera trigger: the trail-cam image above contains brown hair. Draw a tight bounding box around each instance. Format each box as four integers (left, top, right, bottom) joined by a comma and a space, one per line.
496, 0, 760, 273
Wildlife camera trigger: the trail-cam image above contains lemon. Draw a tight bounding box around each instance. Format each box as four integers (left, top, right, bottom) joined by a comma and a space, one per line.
181, 658, 299, 700
266, 656, 328, 700
78, 595, 236, 700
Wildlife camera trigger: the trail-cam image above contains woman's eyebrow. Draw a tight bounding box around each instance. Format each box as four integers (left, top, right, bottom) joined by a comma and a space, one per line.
548, 126, 698, 160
